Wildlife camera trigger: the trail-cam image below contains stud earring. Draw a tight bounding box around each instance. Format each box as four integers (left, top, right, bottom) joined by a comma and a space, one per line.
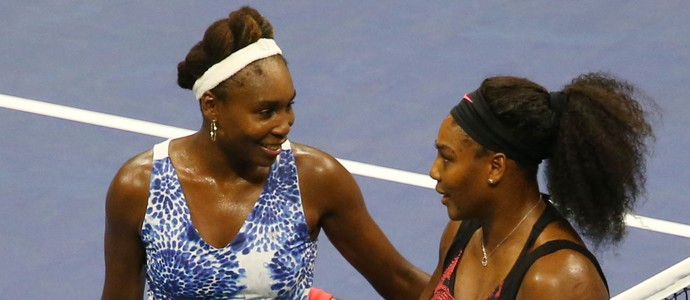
488, 178, 495, 185
210, 120, 218, 142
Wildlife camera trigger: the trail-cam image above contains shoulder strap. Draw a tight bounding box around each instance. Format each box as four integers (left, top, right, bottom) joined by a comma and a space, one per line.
499, 240, 609, 299
281, 139, 291, 150
517, 199, 561, 257
443, 220, 481, 293
443, 220, 480, 268
152, 139, 171, 160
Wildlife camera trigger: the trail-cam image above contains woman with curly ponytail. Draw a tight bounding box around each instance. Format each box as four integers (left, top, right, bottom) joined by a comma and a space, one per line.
420, 72, 656, 299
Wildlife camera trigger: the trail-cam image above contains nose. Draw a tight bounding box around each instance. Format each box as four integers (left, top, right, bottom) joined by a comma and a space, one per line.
429, 158, 440, 181
272, 110, 294, 137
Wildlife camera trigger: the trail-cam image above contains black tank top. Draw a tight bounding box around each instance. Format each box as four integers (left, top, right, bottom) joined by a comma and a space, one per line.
436, 197, 609, 299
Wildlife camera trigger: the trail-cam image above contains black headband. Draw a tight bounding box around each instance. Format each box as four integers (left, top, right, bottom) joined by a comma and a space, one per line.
450, 90, 545, 165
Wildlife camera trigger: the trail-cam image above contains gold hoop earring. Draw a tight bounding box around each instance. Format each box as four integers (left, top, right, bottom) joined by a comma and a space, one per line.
210, 120, 218, 142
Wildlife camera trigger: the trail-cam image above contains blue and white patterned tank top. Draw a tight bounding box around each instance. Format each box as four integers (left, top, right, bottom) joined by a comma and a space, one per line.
141, 139, 317, 300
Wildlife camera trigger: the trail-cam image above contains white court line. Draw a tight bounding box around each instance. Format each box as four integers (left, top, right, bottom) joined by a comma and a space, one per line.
2, 93, 689, 238
611, 256, 690, 300
0, 94, 194, 139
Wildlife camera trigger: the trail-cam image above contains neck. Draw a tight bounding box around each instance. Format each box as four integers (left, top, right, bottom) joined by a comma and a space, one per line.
187, 132, 270, 183
480, 192, 543, 250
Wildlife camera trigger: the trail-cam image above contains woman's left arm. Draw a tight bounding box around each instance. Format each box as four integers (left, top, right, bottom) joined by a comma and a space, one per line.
294, 144, 430, 300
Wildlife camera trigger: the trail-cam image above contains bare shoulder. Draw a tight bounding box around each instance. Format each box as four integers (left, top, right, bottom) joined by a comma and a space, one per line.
106, 149, 153, 227
519, 248, 609, 299
289, 142, 364, 219
290, 142, 350, 181
109, 150, 153, 197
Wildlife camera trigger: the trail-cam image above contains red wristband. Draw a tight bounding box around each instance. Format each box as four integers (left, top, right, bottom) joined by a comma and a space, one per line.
308, 287, 333, 300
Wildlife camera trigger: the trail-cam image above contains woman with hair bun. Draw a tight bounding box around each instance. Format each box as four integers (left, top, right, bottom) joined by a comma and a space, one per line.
101, 6, 427, 300
420, 73, 656, 299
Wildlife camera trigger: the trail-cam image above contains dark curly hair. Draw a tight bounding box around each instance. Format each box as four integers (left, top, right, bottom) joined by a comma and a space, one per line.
177, 6, 278, 100
478, 72, 657, 247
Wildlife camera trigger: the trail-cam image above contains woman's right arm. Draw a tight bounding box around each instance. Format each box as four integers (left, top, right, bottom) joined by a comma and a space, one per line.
418, 220, 461, 300
101, 152, 152, 300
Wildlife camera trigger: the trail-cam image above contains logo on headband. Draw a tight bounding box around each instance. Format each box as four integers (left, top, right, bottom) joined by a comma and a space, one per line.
463, 93, 474, 103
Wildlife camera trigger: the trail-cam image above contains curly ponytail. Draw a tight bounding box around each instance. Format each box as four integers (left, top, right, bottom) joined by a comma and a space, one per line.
546, 72, 656, 246
478, 72, 656, 247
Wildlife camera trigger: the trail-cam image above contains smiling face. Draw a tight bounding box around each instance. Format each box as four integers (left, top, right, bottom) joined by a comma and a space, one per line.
429, 115, 493, 220
207, 55, 296, 169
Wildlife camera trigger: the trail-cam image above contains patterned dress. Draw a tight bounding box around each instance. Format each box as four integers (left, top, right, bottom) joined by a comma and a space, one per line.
141, 139, 317, 299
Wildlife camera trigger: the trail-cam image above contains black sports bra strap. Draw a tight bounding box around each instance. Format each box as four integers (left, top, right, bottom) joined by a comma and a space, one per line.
443, 220, 481, 293
518, 198, 561, 257
443, 220, 480, 268
499, 240, 609, 299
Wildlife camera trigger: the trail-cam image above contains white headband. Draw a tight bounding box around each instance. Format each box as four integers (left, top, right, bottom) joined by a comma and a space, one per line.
192, 38, 282, 100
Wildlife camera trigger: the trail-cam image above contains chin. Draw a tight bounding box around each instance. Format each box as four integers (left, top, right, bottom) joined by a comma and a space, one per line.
446, 208, 464, 221
257, 156, 279, 167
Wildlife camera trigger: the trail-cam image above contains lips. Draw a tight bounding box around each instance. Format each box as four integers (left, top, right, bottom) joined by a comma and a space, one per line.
440, 194, 451, 205
260, 141, 285, 157
435, 186, 450, 205
261, 143, 281, 151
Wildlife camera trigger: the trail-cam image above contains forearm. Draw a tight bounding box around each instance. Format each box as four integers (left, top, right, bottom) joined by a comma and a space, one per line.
381, 261, 430, 300
324, 219, 430, 299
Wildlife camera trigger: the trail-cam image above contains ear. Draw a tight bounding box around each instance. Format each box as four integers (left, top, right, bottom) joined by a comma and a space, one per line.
200, 91, 218, 121
487, 152, 507, 186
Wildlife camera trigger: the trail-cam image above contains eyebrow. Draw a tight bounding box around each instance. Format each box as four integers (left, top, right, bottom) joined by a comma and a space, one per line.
434, 140, 450, 151
257, 90, 297, 105
435, 139, 459, 157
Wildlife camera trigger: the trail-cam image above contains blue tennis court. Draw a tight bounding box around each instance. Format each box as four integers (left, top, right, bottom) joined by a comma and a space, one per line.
1, 1, 689, 299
